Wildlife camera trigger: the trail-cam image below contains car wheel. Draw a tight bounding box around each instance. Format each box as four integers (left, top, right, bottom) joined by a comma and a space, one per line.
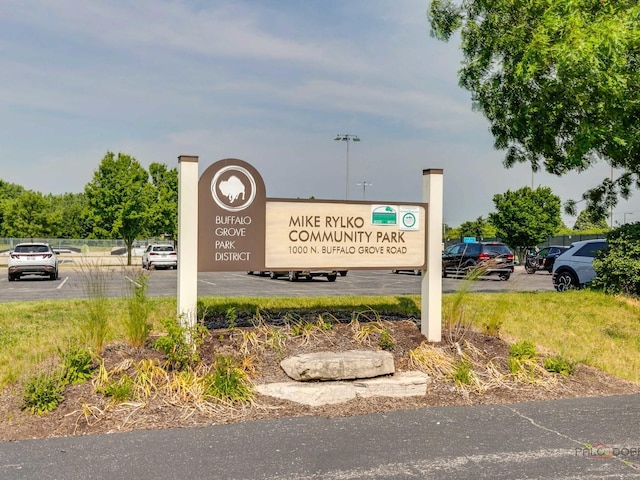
339, 271, 348, 277
499, 273, 510, 281
8, 272, 14, 282
288, 271, 298, 282
554, 271, 577, 292
327, 274, 337, 282
392, 270, 399, 274
270, 271, 278, 279
442, 266, 447, 278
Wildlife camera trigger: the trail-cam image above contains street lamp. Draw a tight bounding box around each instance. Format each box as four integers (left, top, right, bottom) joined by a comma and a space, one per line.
357, 181, 372, 200
334, 134, 360, 199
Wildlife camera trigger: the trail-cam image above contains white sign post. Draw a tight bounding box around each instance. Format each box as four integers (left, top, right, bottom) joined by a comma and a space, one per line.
177, 155, 199, 329
422, 168, 443, 342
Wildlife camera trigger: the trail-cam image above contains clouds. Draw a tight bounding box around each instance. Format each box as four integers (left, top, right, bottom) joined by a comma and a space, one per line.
0, 0, 637, 227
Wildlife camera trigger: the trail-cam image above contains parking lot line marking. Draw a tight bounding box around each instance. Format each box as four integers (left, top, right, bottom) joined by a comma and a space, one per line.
57, 277, 69, 289
199, 280, 217, 286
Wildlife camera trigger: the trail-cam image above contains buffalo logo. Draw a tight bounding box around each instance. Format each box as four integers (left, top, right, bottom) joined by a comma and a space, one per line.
211, 165, 256, 212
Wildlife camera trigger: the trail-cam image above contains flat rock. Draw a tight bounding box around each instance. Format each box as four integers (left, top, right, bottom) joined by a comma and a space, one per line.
255, 371, 430, 406
280, 350, 395, 381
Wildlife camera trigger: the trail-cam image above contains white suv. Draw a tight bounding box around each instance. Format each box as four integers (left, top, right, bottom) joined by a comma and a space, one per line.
8, 243, 59, 281
142, 244, 177, 270
552, 239, 607, 291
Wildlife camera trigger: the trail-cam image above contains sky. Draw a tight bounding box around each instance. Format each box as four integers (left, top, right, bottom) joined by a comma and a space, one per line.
1, 0, 639, 228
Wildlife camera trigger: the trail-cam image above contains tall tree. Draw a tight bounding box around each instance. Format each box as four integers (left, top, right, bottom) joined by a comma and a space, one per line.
49, 192, 92, 239
85, 152, 152, 265
573, 209, 609, 231
428, 0, 640, 216
489, 187, 562, 261
148, 163, 178, 243
0, 179, 26, 236
3, 191, 60, 240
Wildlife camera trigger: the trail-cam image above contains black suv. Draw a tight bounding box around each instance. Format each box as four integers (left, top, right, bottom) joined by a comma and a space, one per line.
442, 242, 515, 280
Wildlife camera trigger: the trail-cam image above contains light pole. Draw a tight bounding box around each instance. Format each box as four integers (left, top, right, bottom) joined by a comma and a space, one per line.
357, 181, 372, 200
334, 134, 360, 199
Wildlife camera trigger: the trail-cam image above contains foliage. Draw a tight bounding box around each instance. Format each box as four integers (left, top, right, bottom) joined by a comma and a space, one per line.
450, 359, 473, 386
22, 371, 64, 415
427, 0, 640, 216
84, 152, 153, 265
2, 190, 60, 239
378, 328, 396, 351
543, 355, 576, 376
154, 317, 207, 371
489, 186, 562, 261
78, 264, 111, 354
124, 272, 152, 348
202, 355, 254, 403
456, 216, 497, 240
507, 341, 537, 374
592, 222, 640, 296
59, 347, 94, 385
573, 209, 609, 231
148, 163, 178, 242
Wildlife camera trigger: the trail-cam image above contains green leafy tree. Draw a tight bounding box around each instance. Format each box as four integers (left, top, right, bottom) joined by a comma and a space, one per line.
428, 0, 640, 216
592, 222, 640, 296
0, 179, 26, 236
489, 187, 562, 261
85, 152, 153, 265
3, 191, 60, 240
458, 216, 496, 240
573, 209, 609, 231
49, 192, 92, 239
148, 163, 178, 243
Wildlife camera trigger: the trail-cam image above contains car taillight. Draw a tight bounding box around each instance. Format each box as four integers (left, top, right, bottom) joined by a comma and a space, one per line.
43, 254, 52, 259
478, 253, 490, 261
150, 252, 158, 256
170, 252, 177, 256
10, 253, 19, 259
507, 253, 514, 261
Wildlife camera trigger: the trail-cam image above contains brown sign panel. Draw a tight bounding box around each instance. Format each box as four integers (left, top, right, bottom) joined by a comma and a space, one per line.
198, 159, 266, 272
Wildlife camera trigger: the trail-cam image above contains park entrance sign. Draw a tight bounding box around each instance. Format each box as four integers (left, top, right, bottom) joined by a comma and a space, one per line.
197, 158, 426, 272
178, 156, 442, 342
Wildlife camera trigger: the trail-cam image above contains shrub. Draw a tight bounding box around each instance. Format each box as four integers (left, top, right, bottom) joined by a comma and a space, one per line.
450, 359, 473, 386
22, 372, 64, 415
203, 355, 254, 403
592, 222, 640, 296
154, 317, 207, 371
60, 347, 94, 384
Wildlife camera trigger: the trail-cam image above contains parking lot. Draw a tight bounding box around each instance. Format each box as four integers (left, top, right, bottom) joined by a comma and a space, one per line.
0, 265, 556, 302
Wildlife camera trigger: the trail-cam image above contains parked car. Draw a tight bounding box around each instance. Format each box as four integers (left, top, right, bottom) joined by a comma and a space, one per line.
391, 269, 422, 276
442, 242, 515, 280
142, 244, 177, 270
524, 245, 570, 274
8, 243, 59, 281
552, 239, 607, 291
269, 270, 338, 282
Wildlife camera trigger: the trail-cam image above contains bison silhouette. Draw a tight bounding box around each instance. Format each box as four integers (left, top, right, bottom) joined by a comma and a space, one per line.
218, 175, 245, 203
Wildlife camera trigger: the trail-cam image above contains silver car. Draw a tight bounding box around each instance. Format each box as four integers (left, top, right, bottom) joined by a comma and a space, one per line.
142, 244, 177, 270
8, 243, 59, 281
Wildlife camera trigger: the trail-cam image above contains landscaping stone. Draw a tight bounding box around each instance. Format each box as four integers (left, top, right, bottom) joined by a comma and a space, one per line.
255, 371, 430, 406
280, 350, 395, 381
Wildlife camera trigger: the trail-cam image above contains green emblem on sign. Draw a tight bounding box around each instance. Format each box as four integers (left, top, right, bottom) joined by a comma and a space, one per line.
372, 205, 397, 225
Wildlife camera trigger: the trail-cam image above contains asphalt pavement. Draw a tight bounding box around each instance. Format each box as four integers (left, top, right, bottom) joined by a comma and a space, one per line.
2, 394, 639, 479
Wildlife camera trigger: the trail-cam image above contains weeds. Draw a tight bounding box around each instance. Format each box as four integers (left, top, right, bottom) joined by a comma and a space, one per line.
124, 272, 151, 348
76, 261, 112, 354
543, 355, 576, 376
154, 316, 208, 371
22, 371, 64, 415
202, 355, 254, 403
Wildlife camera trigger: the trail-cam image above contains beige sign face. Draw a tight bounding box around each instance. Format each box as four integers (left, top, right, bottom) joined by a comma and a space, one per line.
265, 201, 427, 270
